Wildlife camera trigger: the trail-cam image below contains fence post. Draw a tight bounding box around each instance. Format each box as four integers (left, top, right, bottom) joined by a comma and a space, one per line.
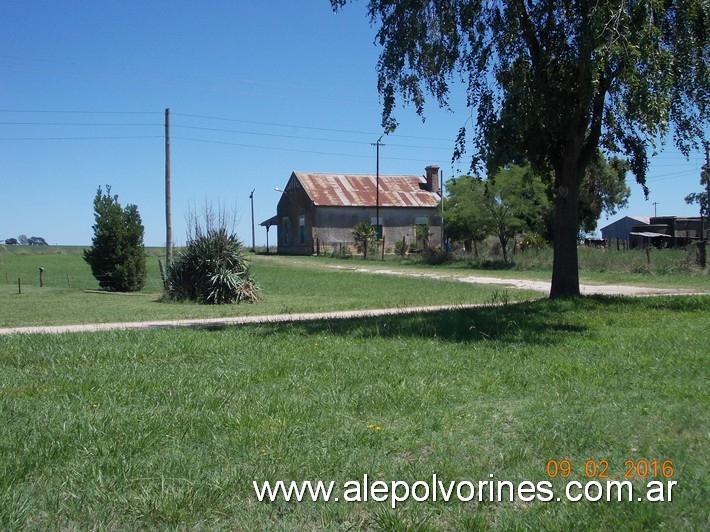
39, 267, 44, 288
381, 236, 385, 261
18, 277, 21, 294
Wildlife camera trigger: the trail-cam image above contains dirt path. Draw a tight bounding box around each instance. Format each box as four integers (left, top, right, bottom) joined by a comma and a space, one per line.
325, 264, 705, 297
0, 303, 501, 336
1, 261, 705, 336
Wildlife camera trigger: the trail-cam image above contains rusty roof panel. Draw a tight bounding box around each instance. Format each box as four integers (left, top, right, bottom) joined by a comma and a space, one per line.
295, 172, 440, 208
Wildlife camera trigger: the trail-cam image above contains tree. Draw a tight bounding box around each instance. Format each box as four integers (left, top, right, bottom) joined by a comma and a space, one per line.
442, 176, 490, 255
577, 154, 631, 236
332, 0, 708, 297
83, 185, 147, 292
28, 236, 49, 246
445, 165, 549, 260
352, 221, 377, 258
5, 238, 18, 245
685, 154, 710, 267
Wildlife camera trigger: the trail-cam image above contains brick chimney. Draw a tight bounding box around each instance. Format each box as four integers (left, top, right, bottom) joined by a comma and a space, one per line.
425, 165, 440, 195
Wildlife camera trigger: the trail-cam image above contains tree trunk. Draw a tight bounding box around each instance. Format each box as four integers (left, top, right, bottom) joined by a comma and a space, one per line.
550, 170, 582, 298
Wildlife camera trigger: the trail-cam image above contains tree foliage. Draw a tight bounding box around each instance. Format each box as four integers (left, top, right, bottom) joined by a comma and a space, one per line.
332, 0, 708, 297
445, 165, 549, 262
577, 154, 631, 235
83, 185, 147, 292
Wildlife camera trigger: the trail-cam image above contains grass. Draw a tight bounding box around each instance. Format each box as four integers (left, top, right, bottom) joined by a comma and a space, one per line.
0, 247, 538, 328
317, 244, 710, 290
0, 296, 707, 529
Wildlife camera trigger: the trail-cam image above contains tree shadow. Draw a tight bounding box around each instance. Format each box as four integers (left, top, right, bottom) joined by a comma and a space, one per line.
256, 299, 588, 346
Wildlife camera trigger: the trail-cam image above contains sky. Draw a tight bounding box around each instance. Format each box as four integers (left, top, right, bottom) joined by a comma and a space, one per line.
2, 1, 707, 247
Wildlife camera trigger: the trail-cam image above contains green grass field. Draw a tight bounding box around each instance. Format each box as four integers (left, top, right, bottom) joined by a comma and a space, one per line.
1, 296, 708, 529
0, 247, 537, 328
0, 246, 708, 529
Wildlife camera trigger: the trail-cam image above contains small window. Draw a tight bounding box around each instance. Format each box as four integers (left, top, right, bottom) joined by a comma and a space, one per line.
299, 216, 306, 244
370, 217, 383, 239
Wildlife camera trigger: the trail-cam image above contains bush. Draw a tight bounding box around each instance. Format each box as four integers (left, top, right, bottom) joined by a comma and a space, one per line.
352, 221, 377, 259
423, 247, 453, 265
83, 186, 147, 292
330, 244, 353, 259
165, 226, 259, 305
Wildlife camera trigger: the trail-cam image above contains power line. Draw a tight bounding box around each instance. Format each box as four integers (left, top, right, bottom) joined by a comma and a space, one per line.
172, 124, 453, 151
0, 109, 160, 115
0, 121, 160, 126
173, 112, 455, 143
0, 135, 162, 141
172, 136, 443, 164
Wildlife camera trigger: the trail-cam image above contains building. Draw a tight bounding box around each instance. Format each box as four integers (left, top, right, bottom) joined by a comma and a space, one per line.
267, 166, 442, 255
630, 216, 706, 248
600, 216, 650, 242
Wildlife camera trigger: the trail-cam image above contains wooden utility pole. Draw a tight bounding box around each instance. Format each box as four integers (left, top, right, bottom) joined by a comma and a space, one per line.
249, 189, 255, 252
372, 134, 385, 239
165, 108, 172, 267
440, 169, 445, 248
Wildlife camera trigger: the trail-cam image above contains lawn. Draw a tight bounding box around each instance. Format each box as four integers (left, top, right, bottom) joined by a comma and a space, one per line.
0, 296, 708, 529
307, 246, 710, 291
0, 247, 537, 328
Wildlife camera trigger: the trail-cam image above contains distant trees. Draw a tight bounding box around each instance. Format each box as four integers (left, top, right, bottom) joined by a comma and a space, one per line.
83, 185, 147, 292
445, 165, 549, 263
444, 157, 630, 259
4, 235, 47, 245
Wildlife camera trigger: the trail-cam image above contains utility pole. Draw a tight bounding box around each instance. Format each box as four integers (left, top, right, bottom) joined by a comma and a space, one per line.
372, 134, 385, 239
165, 108, 172, 266
249, 189, 256, 252
440, 169, 445, 248
652, 201, 659, 217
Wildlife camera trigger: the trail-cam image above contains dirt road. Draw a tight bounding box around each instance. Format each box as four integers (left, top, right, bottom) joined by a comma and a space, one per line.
1, 262, 705, 336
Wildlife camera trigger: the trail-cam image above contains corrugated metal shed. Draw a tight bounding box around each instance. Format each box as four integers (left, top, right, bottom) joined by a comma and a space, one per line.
294, 172, 440, 208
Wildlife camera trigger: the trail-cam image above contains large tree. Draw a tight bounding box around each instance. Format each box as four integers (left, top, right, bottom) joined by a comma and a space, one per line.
332, 0, 708, 297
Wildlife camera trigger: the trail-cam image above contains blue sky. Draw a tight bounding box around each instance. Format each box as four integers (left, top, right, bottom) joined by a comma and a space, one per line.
2, 1, 707, 247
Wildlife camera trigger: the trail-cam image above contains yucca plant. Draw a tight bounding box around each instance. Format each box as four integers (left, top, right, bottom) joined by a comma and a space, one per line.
164, 212, 260, 304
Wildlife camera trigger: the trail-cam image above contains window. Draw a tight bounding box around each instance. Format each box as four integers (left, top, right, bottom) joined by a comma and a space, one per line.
370, 216, 383, 239
299, 215, 306, 244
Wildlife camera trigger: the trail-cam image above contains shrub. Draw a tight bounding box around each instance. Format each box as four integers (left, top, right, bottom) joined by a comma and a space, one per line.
165, 226, 259, 305
330, 244, 353, 259
83, 185, 146, 292
394, 238, 407, 257
423, 247, 453, 265
352, 221, 377, 259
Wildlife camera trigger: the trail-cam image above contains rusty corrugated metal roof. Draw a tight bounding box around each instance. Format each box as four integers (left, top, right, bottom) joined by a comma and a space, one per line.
294, 172, 440, 208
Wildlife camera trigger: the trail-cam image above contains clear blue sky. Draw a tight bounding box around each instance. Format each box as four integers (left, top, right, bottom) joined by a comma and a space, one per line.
2, 1, 707, 247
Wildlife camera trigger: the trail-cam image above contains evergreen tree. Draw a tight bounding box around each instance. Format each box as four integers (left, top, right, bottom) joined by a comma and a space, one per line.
84, 185, 147, 292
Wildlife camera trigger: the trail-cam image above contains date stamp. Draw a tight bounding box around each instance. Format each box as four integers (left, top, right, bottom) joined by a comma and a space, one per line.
546, 459, 675, 480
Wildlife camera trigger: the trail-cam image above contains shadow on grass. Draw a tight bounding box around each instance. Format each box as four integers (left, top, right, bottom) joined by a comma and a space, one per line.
244, 294, 707, 345
251, 299, 589, 346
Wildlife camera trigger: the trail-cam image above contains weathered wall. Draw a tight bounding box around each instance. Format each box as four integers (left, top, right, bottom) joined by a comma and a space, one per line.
313, 206, 441, 252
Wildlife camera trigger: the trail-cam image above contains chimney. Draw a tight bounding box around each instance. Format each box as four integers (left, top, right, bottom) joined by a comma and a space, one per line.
425, 165, 440, 195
